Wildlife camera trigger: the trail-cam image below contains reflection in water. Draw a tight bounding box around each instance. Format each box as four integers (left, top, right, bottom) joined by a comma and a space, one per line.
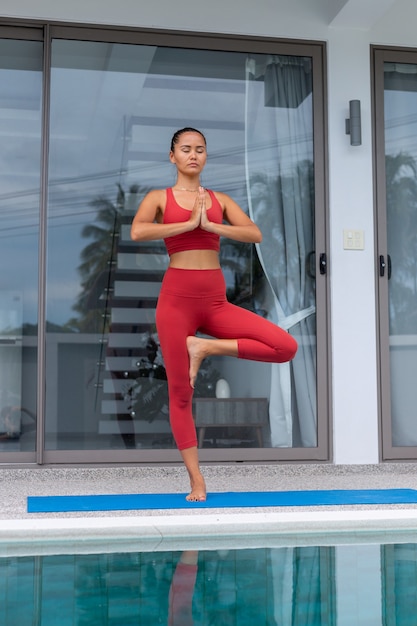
0, 542, 416, 625
0, 546, 330, 625
169, 550, 199, 626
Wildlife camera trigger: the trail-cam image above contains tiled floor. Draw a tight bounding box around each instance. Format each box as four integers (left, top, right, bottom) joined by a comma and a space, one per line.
2, 462, 417, 516
1, 463, 417, 552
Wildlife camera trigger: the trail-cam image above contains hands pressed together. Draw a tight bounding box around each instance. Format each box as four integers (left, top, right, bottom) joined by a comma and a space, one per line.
188, 186, 213, 232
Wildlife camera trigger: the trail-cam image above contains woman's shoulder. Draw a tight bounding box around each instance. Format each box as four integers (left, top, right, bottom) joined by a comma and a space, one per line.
145, 188, 167, 199
209, 189, 233, 207
141, 188, 167, 206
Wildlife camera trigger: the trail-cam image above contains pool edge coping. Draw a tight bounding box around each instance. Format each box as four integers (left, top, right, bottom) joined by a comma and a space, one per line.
1, 508, 417, 556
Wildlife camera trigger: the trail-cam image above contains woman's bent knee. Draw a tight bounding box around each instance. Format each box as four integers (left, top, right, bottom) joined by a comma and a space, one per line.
287, 335, 298, 360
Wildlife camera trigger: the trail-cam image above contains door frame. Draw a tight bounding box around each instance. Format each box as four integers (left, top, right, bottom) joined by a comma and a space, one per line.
373, 45, 417, 460
2, 20, 332, 465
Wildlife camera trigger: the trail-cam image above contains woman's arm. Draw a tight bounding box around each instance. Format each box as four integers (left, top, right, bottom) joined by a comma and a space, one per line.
130, 189, 200, 241
201, 191, 262, 243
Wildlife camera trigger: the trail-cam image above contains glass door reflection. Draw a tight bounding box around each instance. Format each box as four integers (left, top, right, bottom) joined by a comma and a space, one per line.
45, 38, 319, 456
0, 38, 42, 456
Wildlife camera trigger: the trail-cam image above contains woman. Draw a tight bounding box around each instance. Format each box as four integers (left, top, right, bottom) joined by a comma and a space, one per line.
131, 128, 297, 502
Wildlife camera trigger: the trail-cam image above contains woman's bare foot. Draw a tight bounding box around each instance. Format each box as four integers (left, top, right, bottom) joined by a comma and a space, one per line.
186, 474, 207, 502
180, 446, 206, 502
186, 336, 207, 388
186, 336, 238, 388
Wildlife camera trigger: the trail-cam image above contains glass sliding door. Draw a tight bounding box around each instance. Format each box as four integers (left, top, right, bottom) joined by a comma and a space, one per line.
45, 40, 161, 453
0, 36, 43, 459
374, 48, 417, 459
44, 32, 328, 463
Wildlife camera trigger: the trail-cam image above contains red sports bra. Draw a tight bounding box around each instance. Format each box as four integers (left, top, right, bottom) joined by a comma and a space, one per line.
163, 188, 223, 256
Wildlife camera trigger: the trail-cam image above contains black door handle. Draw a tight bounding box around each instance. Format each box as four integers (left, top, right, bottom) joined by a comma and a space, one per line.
319, 253, 327, 275
379, 254, 392, 279
379, 255, 386, 277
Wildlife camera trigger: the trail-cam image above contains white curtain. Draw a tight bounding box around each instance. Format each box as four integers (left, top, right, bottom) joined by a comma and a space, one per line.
244, 56, 317, 447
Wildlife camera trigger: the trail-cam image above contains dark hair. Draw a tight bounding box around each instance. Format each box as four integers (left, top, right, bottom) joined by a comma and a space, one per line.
170, 127, 206, 152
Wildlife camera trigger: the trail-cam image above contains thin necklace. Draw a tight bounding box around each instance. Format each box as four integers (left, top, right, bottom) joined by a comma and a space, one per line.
174, 185, 200, 192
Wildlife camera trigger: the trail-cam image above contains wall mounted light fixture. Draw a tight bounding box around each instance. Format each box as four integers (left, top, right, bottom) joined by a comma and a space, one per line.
345, 100, 362, 146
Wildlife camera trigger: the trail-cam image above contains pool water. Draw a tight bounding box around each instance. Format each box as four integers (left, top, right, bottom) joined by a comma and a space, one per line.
1, 542, 416, 625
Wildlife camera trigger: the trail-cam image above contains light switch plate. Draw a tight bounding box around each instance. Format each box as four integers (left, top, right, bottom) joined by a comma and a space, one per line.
343, 229, 364, 250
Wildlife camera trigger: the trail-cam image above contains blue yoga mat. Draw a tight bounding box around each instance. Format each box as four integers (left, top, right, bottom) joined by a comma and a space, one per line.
27, 489, 417, 513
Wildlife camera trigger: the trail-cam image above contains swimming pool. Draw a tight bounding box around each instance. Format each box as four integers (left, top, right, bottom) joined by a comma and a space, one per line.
2, 507, 417, 625
0, 539, 415, 625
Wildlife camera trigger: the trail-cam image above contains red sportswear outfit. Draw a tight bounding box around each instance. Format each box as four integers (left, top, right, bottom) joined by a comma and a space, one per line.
155, 188, 298, 450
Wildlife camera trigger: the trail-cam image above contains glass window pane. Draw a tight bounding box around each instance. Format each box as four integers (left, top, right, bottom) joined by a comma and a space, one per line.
0, 39, 42, 452
384, 61, 417, 446
45, 40, 316, 452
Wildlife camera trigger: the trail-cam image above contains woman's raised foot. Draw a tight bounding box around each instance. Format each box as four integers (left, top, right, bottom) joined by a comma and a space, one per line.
186, 336, 207, 389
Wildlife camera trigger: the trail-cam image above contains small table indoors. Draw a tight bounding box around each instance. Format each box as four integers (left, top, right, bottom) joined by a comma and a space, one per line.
193, 397, 268, 448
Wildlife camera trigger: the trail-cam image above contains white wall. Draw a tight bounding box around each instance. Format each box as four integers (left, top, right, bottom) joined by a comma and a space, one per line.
328, 2, 417, 463
2, 0, 417, 463
327, 28, 379, 463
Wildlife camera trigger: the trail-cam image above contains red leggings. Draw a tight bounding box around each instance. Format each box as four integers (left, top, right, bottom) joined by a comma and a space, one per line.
155, 268, 298, 450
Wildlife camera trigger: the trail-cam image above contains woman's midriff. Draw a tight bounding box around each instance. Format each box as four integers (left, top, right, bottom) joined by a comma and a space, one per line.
168, 249, 221, 270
